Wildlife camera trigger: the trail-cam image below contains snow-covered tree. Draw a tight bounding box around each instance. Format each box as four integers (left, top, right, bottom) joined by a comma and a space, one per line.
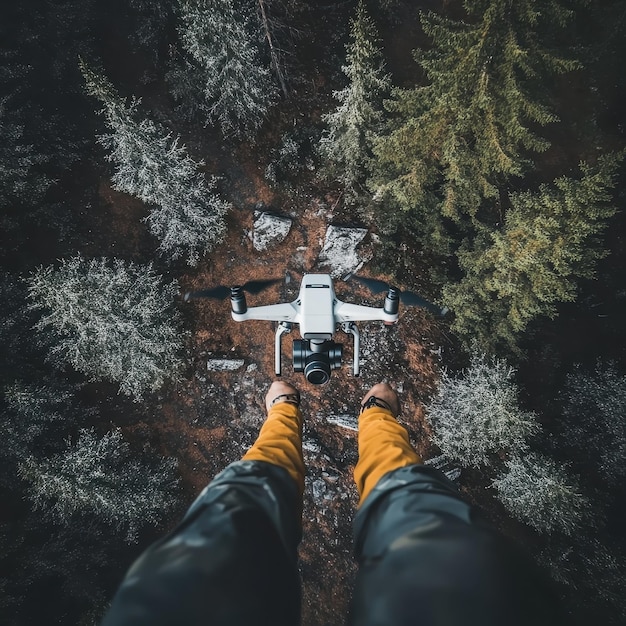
425, 352, 539, 466
19, 428, 179, 543
0, 96, 51, 210
559, 362, 626, 487
174, 0, 277, 138
1, 382, 85, 470
81, 62, 229, 265
28, 256, 183, 401
319, 1, 390, 189
493, 452, 591, 536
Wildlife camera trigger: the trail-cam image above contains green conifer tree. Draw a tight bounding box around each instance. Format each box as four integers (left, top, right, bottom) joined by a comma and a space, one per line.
371, 0, 578, 223
443, 154, 622, 352
319, 1, 390, 191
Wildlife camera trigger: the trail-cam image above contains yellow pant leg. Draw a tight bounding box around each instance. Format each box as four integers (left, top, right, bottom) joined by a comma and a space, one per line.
354, 407, 421, 506
242, 402, 305, 497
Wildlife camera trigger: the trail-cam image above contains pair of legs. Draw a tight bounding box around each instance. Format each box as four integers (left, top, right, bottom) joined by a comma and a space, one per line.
102, 381, 565, 626
243, 380, 420, 507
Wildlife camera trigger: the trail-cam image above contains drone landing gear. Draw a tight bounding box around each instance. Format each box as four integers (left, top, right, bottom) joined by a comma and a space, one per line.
341, 322, 360, 377
274, 322, 292, 376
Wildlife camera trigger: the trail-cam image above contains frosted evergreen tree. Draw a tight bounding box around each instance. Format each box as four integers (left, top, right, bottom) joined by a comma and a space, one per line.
425, 352, 539, 466
493, 452, 591, 536
19, 428, 179, 543
0, 96, 51, 210
28, 256, 184, 401
81, 62, 229, 265
560, 362, 626, 487
175, 0, 277, 138
1, 382, 82, 466
319, 1, 390, 189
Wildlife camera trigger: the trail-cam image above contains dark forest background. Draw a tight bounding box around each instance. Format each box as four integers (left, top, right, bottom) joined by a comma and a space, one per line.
1, 0, 625, 624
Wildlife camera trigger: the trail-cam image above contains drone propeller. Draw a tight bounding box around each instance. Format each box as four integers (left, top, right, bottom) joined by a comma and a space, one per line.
184, 278, 281, 302
345, 274, 449, 317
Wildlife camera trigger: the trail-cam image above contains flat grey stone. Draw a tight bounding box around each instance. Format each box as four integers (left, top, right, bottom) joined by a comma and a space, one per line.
317, 225, 369, 278
252, 211, 292, 251
206, 359, 245, 371
325, 413, 358, 431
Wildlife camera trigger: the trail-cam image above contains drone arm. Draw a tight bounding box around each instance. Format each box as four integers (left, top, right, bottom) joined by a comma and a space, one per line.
232, 302, 298, 323
335, 302, 399, 325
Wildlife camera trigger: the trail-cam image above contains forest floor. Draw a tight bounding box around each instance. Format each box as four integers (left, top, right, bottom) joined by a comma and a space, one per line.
64, 5, 464, 622
105, 164, 451, 624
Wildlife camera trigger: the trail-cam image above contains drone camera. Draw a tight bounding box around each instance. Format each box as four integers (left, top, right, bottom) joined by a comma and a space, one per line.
293, 339, 342, 385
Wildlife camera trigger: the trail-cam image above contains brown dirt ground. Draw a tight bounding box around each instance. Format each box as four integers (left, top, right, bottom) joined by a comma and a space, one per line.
96, 166, 450, 624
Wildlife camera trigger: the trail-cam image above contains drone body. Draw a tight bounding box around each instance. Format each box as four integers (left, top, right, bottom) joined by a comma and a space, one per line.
230, 274, 399, 384
185, 272, 446, 385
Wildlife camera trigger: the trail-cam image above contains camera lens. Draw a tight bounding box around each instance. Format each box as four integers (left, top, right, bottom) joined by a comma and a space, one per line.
304, 359, 331, 385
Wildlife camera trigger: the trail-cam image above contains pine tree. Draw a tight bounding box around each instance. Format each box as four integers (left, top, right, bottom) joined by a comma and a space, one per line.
425, 352, 539, 467
318, 1, 390, 190
540, 536, 626, 623
19, 428, 179, 543
81, 62, 229, 265
443, 154, 621, 352
28, 256, 184, 401
1, 382, 83, 468
0, 96, 51, 210
174, 0, 277, 138
559, 362, 626, 487
493, 452, 591, 536
371, 0, 578, 223
128, 0, 172, 55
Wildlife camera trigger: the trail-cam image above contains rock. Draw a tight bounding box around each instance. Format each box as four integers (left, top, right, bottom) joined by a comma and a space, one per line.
317, 225, 370, 278
303, 437, 322, 453
206, 359, 245, 371
251, 211, 292, 251
324, 413, 358, 432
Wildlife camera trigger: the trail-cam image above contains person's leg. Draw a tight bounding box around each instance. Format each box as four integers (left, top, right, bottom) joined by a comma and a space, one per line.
101, 381, 304, 626
350, 383, 565, 626
353, 383, 421, 506
243, 380, 305, 496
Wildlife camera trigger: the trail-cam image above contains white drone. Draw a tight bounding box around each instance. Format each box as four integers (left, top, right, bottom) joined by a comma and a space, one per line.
185, 273, 447, 385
